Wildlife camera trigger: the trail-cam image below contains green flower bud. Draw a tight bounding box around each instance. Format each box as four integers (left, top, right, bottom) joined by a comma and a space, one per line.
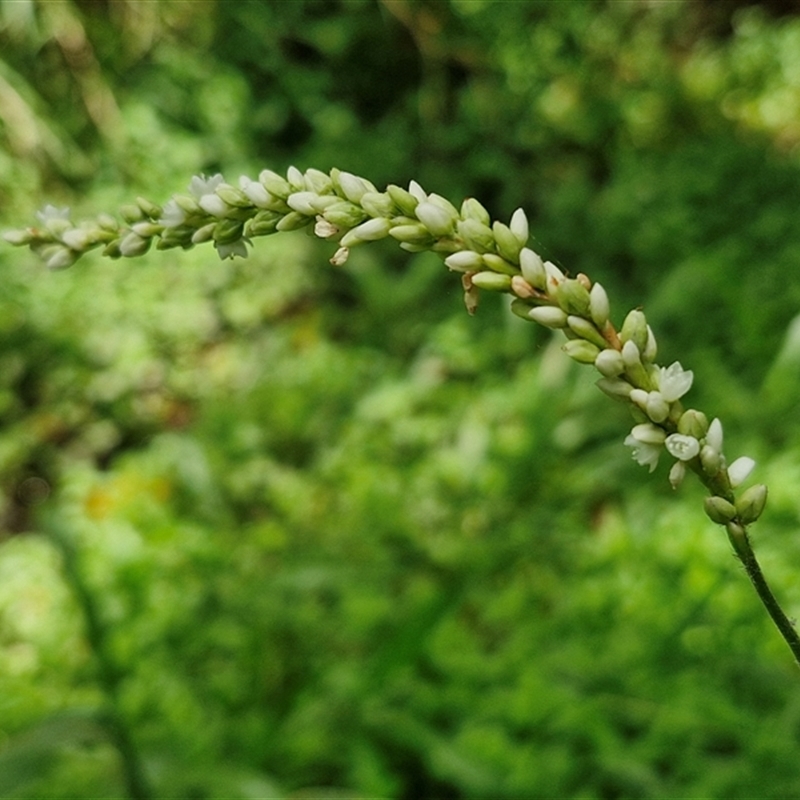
595, 348, 625, 377
509, 208, 529, 246
566, 315, 608, 349
457, 218, 495, 253
528, 306, 568, 328
389, 224, 434, 245
213, 219, 245, 244
735, 484, 768, 524
492, 221, 522, 264
119, 232, 150, 257
563, 339, 601, 364
191, 222, 216, 243
699, 444, 721, 476
589, 283, 610, 328
3, 228, 33, 246
678, 409, 709, 439
704, 496, 737, 525
596, 377, 634, 401
481, 253, 518, 276
442, 250, 483, 272
339, 217, 392, 246
172, 193, 202, 215
620, 309, 649, 353
120, 204, 144, 224
323, 201, 368, 228
510, 298, 535, 320
360, 191, 396, 218
460, 197, 491, 226
387, 184, 419, 216
303, 168, 333, 195
272, 211, 309, 232
645, 391, 670, 424
136, 196, 162, 218
286, 165, 306, 191
216, 185, 251, 208
643, 325, 657, 363
287, 192, 320, 216
337, 171, 376, 204
520, 248, 546, 289
470, 271, 512, 291
259, 169, 292, 199
415, 201, 456, 237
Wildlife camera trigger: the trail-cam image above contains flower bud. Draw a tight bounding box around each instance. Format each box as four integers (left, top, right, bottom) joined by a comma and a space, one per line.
119, 232, 150, 257
735, 484, 768, 524
528, 306, 568, 328
213, 219, 245, 244
563, 339, 601, 364
511, 275, 536, 299
519, 248, 546, 289
457, 218, 495, 253
728, 456, 756, 488
470, 271, 512, 291
589, 283, 610, 328
492, 221, 522, 263
460, 197, 491, 225
259, 169, 292, 199
360, 191, 395, 218
389, 224, 433, 245
596, 377, 634, 401
199, 194, 229, 218
554, 278, 591, 316
706, 418, 724, 454
509, 208, 529, 246
216, 185, 251, 208
643, 326, 657, 363
276, 211, 312, 232
120, 204, 144, 224
704, 496, 737, 524
387, 184, 419, 216
481, 253, 518, 276
339, 217, 392, 246
595, 348, 625, 377
303, 168, 333, 195
444, 250, 485, 272
700, 444, 721, 477
510, 298, 535, 320
566, 316, 608, 349
286, 165, 306, 191
669, 461, 686, 489
3, 229, 33, 246
287, 191, 320, 216
678, 409, 709, 439
136, 196, 162, 218
620, 309, 648, 353
336, 171, 374, 203
191, 222, 216, 243
415, 202, 455, 237
323, 201, 368, 228
407, 180, 427, 202
330, 246, 349, 266
43, 245, 78, 270
645, 391, 670, 424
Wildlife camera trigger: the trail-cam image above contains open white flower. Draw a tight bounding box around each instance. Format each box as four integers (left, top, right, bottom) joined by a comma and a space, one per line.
189, 174, 225, 198
36, 204, 71, 223
658, 361, 694, 402
665, 433, 700, 461
624, 423, 666, 473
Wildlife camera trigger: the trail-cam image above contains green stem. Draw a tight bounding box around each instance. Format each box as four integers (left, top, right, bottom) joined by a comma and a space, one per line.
725, 521, 800, 669
44, 514, 154, 800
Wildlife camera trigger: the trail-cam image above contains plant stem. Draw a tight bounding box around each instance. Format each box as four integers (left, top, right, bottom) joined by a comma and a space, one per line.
44, 514, 154, 800
725, 521, 800, 669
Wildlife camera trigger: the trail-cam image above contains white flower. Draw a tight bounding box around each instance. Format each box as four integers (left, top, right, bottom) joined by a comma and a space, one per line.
624, 435, 662, 472
624, 423, 666, 472
159, 199, 186, 228
37, 204, 71, 223
215, 236, 251, 260
658, 361, 693, 402
189, 173, 224, 198
665, 433, 700, 461
728, 456, 755, 488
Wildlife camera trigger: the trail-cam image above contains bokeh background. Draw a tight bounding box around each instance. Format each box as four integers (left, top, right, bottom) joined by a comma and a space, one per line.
2, 1, 800, 797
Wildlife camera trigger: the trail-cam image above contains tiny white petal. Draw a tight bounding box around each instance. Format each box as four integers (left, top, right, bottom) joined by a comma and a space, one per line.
330, 246, 350, 266
189, 173, 224, 198
624, 434, 661, 472
159, 199, 186, 228
509, 208, 529, 244
728, 456, 755, 488
314, 217, 339, 239
706, 418, 724, 454
37, 204, 71, 223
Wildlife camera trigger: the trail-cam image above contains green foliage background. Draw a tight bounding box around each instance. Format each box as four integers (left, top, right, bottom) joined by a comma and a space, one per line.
2, 1, 800, 797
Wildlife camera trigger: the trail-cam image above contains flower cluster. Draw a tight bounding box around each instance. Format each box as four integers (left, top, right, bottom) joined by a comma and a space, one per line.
2, 165, 767, 528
